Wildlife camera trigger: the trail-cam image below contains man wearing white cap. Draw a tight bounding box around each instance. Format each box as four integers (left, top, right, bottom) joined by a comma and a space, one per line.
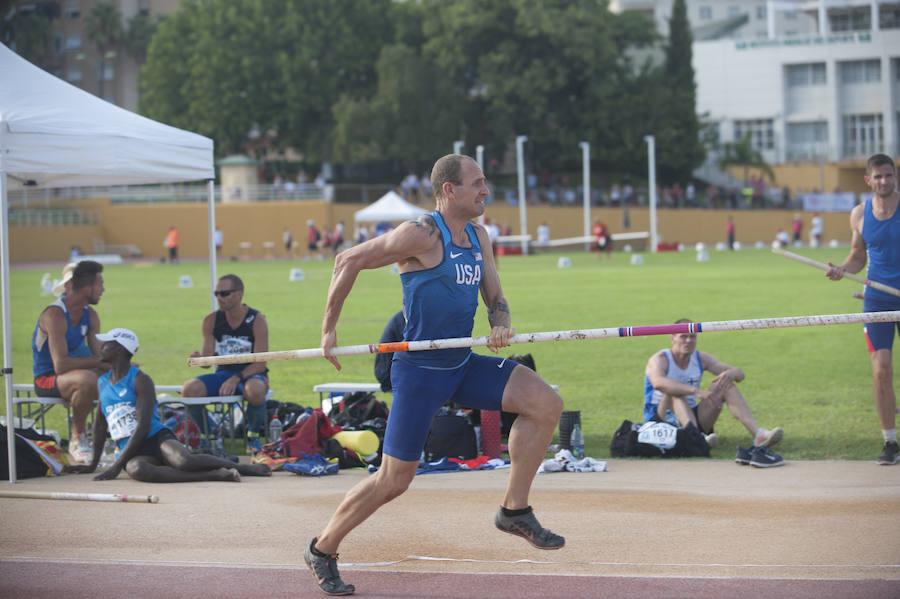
68, 328, 271, 482
31, 260, 105, 465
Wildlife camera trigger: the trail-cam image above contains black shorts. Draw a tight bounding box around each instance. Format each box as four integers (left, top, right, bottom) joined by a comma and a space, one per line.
130, 428, 178, 463
34, 373, 62, 398
653, 405, 712, 434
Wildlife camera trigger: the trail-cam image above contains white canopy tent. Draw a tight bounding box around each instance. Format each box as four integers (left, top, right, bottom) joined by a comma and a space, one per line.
0, 43, 216, 481
354, 190, 426, 223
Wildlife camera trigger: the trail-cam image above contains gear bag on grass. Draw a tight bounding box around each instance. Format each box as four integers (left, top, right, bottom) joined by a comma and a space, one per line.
280, 408, 341, 458
0, 424, 58, 478
424, 412, 478, 462
609, 419, 710, 458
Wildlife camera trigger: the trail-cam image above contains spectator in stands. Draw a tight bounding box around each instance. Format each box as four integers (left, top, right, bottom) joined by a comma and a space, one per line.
181, 274, 270, 455
31, 260, 107, 465
374, 310, 405, 392
165, 225, 179, 264
643, 318, 784, 454
68, 328, 271, 482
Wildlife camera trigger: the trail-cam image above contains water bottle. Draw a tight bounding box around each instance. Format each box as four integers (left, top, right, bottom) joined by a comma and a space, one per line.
570, 424, 585, 459
268, 413, 283, 443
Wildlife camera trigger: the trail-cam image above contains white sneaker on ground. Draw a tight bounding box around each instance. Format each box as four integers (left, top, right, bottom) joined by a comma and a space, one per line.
704, 433, 719, 449
755, 427, 783, 448
68, 434, 92, 465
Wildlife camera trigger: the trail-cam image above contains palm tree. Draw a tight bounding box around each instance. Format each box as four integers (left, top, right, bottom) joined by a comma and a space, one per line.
717, 133, 775, 184
83, 3, 123, 99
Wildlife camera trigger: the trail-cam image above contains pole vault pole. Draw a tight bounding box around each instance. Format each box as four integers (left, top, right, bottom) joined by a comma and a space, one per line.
0, 490, 159, 503
188, 311, 900, 368
773, 247, 900, 298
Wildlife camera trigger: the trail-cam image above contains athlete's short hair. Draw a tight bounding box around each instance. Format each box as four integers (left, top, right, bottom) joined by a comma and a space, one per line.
866, 153, 897, 175
431, 154, 476, 202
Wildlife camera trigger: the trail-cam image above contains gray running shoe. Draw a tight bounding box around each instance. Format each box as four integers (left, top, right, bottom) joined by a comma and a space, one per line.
735, 446, 752, 465
749, 445, 785, 468
494, 506, 565, 549
304, 537, 355, 596
877, 441, 899, 465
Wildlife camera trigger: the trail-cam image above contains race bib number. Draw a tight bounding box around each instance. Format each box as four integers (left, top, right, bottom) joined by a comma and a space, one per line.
637, 421, 678, 450
107, 403, 138, 441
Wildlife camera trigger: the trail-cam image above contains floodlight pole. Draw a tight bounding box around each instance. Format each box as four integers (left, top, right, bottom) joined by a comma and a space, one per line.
580, 141, 591, 252
453, 140, 464, 155
207, 179, 217, 311
476, 145, 486, 225
644, 135, 658, 253
516, 135, 528, 255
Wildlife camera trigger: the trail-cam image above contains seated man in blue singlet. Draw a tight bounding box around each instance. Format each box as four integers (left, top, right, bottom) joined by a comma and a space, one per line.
303, 154, 565, 596
182, 274, 270, 454
31, 260, 107, 465
644, 319, 783, 465
826, 153, 900, 466
68, 328, 270, 482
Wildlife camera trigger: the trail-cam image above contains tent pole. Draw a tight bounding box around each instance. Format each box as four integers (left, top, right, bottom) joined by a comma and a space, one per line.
207, 179, 217, 311
1, 173, 18, 482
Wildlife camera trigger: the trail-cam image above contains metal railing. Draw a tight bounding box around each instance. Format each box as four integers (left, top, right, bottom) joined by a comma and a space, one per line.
8, 209, 98, 226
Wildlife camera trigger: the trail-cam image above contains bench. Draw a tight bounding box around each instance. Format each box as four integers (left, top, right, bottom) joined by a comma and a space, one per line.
10, 384, 72, 438
156, 385, 258, 454
313, 382, 383, 415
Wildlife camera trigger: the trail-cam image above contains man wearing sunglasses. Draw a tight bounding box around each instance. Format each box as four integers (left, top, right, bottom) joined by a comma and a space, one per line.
181, 274, 270, 454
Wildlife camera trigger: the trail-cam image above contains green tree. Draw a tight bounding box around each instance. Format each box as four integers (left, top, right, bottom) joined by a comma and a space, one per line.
84, 2, 124, 98
124, 13, 157, 65
418, 0, 657, 174
654, 0, 705, 185
332, 43, 460, 163
1, 1, 53, 62
718, 133, 775, 184
139, 0, 390, 158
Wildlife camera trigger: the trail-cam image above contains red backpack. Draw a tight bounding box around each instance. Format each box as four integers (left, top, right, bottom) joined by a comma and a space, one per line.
281, 408, 341, 457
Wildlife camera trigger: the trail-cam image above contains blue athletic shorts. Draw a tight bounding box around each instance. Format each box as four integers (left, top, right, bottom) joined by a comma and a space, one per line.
194, 371, 269, 396
384, 353, 517, 461
863, 295, 900, 352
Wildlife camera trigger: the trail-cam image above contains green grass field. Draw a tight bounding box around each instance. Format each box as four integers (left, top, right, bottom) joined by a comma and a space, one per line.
3, 246, 892, 461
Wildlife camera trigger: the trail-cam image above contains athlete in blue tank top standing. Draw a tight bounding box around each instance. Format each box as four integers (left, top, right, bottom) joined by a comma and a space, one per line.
304, 154, 565, 596
827, 153, 900, 465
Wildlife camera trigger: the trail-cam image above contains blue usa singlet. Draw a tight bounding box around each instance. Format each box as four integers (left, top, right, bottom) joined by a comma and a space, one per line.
398, 211, 483, 368
861, 197, 900, 303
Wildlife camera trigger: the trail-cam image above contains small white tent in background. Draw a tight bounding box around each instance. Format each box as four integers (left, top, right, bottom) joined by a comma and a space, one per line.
0, 43, 215, 481
354, 190, 426, 223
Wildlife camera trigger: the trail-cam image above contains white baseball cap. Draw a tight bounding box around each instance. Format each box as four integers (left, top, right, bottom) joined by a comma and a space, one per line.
96, 328, 139, 355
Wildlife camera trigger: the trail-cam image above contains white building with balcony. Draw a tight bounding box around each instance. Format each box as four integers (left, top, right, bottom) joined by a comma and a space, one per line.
612, 0, 900, 170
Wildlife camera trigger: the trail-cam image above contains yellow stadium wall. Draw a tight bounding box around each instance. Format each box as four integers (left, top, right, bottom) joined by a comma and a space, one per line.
9, 198, 852, 264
